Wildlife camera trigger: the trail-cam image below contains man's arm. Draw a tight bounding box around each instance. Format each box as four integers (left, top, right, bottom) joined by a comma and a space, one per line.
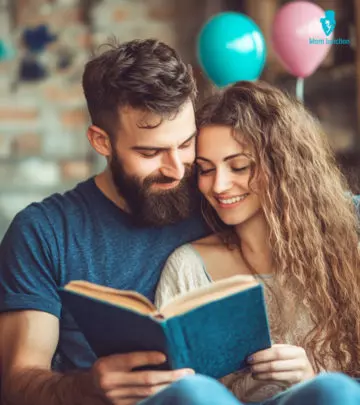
1, 311, 193, 405
1, 310, 102, 405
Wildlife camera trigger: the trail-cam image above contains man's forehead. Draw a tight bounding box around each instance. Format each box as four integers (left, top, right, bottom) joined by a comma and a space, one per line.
119, 104, 196, 147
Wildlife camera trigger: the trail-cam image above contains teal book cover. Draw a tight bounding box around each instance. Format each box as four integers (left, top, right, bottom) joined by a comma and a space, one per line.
59, 276, 271, 379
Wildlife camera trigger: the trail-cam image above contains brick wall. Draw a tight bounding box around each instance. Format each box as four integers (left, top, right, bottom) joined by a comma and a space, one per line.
0, 0, 92, 239
0, 0, 207, 239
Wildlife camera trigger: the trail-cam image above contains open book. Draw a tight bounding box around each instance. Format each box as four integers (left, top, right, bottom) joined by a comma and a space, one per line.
59, 275, 271, 379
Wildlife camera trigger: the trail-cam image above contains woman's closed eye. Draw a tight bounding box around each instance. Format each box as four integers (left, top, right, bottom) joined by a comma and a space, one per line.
197, 167, 215, 175
232, 165, 250, 173
197, 165, 250, 175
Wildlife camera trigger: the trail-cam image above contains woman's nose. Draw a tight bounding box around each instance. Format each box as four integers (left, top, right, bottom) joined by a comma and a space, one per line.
212, 169, 232, 194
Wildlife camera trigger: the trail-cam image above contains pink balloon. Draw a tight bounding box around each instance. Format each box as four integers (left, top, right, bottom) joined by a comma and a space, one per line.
271, 1, 333, 78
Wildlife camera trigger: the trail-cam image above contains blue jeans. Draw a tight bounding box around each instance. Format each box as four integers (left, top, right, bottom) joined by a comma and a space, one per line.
139, 372, 360, 405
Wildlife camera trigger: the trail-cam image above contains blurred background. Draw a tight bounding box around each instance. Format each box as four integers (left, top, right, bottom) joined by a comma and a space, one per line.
0, 0, 359, 239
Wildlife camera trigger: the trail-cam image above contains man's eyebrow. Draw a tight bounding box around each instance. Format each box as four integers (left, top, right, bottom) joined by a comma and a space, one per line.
131, 131, 197, 152
180, 132, 197, 146
195, 153, 248, 163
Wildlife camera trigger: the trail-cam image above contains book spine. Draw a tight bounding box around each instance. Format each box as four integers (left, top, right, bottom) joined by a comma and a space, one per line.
162, 318, 189, 370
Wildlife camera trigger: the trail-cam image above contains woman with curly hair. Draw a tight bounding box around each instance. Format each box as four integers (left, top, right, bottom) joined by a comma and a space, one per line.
155, 81, 360, 404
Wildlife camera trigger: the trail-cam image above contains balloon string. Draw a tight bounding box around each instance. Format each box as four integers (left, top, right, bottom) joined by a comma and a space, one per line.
296, 77, 304, 102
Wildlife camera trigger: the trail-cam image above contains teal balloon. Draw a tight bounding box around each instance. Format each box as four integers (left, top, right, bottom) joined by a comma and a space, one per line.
197, 12, 267, 87
0, 40, 16, 61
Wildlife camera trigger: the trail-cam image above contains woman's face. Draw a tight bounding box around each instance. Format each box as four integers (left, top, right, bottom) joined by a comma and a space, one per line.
196, 125, 262, 226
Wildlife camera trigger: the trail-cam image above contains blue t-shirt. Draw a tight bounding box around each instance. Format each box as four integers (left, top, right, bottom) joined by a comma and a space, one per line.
0, 177, 208, 372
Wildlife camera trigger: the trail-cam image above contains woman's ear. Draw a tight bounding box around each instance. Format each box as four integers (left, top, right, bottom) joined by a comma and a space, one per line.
86, 125, 112, 157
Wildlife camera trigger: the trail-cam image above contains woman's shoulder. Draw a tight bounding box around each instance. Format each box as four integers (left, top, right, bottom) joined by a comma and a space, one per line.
192, 233, 223, 246
163, 233, 238, 281
191, 234, 236, 262
166, 243, 205, 265
161, 244, 208, 284
155, 241, 213, 308
159, 236, 228, 285
166, 234, 224, 263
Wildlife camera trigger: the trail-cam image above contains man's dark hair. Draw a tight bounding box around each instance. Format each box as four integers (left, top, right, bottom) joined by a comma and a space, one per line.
82, 38, 197, 137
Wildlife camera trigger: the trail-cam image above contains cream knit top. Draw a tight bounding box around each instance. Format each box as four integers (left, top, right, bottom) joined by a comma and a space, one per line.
154, 244, 330, 403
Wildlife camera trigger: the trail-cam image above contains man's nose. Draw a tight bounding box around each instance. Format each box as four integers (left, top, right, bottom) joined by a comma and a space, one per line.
212, 169, 232, 194
160, 151, 185, 180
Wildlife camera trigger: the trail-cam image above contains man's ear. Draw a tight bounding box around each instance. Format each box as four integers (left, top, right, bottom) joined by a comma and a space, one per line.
87, 125, 112, 157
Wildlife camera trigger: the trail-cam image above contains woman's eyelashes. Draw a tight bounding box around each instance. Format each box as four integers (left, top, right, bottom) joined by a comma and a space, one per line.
196, 164, 250, 176
232, 166, 250, 173
196, 165, 214, 175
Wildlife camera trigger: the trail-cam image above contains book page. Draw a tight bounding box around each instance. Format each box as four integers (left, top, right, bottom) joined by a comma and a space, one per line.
160, 275, 258, 318
64, 280, 156, 315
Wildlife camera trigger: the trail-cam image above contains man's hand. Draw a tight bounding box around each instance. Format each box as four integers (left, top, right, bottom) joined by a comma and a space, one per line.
247, 344, 315, 386
91, 351, 194, 405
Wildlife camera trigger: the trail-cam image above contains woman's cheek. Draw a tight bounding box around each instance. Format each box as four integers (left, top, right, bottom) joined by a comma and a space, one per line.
197, 176, 211, 196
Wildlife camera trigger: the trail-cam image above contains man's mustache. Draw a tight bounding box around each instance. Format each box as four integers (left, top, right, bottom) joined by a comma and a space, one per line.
147, 175, 178, 185
144, 164, 195, 186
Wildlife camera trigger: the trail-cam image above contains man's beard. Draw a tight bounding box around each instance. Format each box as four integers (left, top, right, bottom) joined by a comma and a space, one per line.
109, 153, 200, 227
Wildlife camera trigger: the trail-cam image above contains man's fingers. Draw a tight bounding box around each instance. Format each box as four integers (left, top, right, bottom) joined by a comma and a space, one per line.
101, 368, 194, 390
97, 351, 166, 373
125, 368, 194, 386
125, 352, 166, 370
92, 353, 194, 404
106, 383, 169, 402
119, 351, 167, 370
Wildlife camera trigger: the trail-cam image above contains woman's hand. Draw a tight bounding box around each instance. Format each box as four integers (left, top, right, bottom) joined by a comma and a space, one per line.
247, 344, 315, 386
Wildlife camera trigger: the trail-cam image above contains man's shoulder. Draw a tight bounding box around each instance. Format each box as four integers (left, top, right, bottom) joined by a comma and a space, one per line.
15, 177, 95, 225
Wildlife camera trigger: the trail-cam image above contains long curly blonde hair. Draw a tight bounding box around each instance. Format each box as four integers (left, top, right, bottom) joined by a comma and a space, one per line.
196, 81, 360, 376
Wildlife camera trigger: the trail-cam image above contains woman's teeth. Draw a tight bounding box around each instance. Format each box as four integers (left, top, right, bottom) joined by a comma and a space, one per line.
218, 194, 249, 204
